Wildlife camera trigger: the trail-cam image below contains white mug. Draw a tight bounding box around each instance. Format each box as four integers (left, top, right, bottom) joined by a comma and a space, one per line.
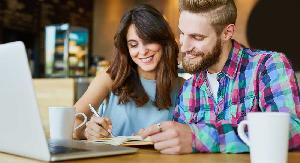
237, 112, 290, 163
49, 106, 87, 140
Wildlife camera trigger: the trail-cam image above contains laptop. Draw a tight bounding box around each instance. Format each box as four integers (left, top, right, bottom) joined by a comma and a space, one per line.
0, 42, 138, 161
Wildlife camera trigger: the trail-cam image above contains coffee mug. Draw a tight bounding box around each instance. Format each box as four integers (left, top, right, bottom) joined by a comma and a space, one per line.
237, 112, 290, 163
49, 106, 87, 140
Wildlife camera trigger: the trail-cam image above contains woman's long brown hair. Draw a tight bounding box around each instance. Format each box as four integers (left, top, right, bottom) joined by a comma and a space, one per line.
106, 4, 179, 109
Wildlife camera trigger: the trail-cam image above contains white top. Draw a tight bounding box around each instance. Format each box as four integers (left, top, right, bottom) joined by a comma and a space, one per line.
207, 71, 220, 101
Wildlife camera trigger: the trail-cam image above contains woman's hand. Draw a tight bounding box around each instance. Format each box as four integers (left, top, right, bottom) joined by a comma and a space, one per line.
84, 116, 112, 140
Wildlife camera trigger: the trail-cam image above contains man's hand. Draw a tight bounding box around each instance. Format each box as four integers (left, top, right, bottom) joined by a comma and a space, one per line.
138, 121, 193, 154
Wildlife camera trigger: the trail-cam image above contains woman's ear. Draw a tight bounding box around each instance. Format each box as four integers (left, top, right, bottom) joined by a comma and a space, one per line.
222, 24, 235, 41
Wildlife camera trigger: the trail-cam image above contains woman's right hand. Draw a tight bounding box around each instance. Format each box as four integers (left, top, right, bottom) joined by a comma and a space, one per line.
84, 116, 112, 140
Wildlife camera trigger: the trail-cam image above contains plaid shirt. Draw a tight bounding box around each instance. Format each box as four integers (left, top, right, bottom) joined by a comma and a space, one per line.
174, 40, 300, 153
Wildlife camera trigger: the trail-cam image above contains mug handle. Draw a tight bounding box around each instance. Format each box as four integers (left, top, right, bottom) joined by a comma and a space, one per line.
74, 113, 87, 130
237, 120, 250, 146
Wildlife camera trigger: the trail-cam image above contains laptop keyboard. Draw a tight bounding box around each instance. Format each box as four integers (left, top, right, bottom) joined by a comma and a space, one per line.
49, 144, 89, 155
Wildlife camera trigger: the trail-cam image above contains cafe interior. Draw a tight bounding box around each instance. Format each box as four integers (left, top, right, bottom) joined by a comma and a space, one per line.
0, 0, 299, 162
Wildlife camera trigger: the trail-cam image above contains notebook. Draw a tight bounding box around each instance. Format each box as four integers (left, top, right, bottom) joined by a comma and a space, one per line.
89, 136, 153, 146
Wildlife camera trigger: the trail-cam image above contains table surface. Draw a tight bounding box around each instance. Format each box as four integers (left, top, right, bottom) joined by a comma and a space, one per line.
0, 146, 299, 163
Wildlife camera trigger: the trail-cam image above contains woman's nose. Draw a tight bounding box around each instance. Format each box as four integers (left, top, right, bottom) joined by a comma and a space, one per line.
140, 46, 149, 55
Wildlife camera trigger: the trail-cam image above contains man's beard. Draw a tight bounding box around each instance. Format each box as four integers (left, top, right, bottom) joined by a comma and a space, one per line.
182, 39, 222, 74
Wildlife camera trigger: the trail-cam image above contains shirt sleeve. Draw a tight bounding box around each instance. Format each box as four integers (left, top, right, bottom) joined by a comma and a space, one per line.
173, 86, 220, 152
175, 103, 251, 153
258, 52, 300, 150
173, 104, 220, 152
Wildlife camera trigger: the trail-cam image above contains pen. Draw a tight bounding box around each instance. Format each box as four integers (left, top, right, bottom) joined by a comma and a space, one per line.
88, 104, 115, 137
88, 104, 100, 117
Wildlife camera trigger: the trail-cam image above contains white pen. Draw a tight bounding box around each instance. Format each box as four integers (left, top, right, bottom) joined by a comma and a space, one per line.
88, 104, 115, 137
88, 104, 100, 117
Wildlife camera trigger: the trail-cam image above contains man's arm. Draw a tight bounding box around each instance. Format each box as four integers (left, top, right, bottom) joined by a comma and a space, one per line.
258, 52, 300, 150
174, 103, 250, 153
174, 104, 219, 152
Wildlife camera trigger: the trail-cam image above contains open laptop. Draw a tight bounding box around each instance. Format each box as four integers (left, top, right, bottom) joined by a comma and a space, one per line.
0, 42, 138, 161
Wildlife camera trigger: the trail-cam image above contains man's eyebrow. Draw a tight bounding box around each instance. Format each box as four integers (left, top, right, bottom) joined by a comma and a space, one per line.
178, 27, 207, 38
190, 33, 207, 37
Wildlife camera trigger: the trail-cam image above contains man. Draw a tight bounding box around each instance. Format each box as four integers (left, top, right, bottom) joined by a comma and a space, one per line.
138, 0, 300, 154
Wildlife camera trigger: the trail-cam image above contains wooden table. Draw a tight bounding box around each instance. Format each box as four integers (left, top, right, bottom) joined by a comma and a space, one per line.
0, 147, 299, 163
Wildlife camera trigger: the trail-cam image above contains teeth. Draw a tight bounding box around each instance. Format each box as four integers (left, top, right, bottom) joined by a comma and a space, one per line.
140, 56, 153, 63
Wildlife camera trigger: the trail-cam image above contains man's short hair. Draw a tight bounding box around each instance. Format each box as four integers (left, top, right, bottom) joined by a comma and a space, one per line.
179, 0, 237, 35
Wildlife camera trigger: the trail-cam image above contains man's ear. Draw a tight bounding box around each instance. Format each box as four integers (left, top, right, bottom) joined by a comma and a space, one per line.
222, 24, 235, 41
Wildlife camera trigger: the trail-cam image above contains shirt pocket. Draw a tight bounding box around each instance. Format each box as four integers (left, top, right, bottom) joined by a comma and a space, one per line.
180, 105, 207, 124
230, 95, 255, 124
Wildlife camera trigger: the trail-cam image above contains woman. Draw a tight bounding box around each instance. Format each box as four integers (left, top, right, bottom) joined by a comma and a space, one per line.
73, 4, 183, 140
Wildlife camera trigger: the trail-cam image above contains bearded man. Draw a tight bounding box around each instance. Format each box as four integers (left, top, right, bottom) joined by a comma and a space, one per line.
138, 0, 300, 154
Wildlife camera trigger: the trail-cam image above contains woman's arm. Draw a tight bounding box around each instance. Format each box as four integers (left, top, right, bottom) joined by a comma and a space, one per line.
73, 71, 113, 139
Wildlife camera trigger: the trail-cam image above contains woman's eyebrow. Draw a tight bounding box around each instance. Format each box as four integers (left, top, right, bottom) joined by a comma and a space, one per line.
127, 39, 137, 43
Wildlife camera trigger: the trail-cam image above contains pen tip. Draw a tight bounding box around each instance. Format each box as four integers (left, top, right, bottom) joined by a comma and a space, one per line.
89, 104, 92, 108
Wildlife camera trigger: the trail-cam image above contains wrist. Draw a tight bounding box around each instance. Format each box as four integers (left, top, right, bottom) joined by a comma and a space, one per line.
187, 123, 198, 153
73, 126, 87, 140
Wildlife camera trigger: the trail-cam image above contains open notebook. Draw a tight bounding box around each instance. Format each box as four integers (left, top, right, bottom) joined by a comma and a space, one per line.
89, 136, 153, 146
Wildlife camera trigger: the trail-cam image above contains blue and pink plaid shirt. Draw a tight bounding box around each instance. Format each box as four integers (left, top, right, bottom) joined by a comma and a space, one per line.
174, 40, 300, 153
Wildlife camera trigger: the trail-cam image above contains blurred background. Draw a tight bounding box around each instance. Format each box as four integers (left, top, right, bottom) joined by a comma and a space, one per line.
1, 0, 299, 78
1, 0, 299, 136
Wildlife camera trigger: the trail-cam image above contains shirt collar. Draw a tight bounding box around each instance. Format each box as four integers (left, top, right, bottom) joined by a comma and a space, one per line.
194, 40, 243, 87
221, 40, 243, 79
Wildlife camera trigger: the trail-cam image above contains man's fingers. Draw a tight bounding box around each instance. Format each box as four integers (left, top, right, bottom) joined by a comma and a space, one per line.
138, 121, 176, 138
138, 124, 161, 138
150, 128, 179, 143
159, 146, 181, 155
160, 121, 177, 128
153, 138, 180, 151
